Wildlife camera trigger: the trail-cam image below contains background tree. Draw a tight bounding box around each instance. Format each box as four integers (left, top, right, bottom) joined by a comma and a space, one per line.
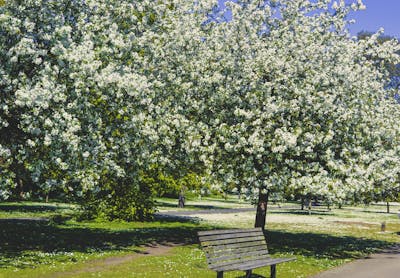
0, 0, 210, 220
357, 30, 400, 89
155, 0, 400, 228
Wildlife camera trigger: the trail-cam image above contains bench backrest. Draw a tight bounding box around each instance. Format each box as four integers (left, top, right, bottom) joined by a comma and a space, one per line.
198, 228, 269, 270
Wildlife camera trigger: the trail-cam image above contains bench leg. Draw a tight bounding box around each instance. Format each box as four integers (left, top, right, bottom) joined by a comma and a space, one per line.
217, 271, 223, 278
245, 270, 252, 278
270, 264, 276, 278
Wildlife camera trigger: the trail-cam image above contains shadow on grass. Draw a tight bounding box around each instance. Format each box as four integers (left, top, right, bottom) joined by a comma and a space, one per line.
358, 210, 396, 215
0, 203, 71, 213
269, 209, 334, 216
0, 215, 207, 269
265, 229, 391, 259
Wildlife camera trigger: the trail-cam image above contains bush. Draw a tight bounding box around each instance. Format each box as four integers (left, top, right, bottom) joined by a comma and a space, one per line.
78, 181, 156, 222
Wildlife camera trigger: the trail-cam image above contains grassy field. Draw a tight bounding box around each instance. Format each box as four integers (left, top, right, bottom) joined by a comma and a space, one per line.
0, 197, 399, 278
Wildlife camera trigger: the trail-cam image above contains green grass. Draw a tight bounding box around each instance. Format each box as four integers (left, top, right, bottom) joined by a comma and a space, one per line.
0, 199, 399, 278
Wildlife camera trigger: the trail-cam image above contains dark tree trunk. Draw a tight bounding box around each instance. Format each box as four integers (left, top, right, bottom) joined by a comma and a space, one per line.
178, 193, 185, 208
255, 190, 269, 230
301, 197, 304, 210
387, 201, 390, 213
308, 198, 312, 215
17, 178, 24, 200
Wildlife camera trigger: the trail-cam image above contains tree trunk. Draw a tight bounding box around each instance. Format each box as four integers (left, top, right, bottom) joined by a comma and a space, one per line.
308, 198, 312, 215
18, 178, 24, 200
301, 197, 304, 210
255, 190, 269, 230
178, 193, 185, 208
387, 201, 390, 213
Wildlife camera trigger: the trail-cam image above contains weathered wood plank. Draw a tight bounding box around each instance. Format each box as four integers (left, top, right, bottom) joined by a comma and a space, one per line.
207, 248, 269, 264
205, 245, 267, 262
236, 257, 296, 271
203, 239, 266, 251
210, 254, 271, 270
199, 231, 263, 242
198, 228, 261, 236
201, 235, 266, 247
214, 257, 281, 272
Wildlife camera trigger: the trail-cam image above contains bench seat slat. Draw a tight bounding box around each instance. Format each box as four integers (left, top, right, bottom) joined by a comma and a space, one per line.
201, 235, 265, 247
207, 248, 269, 264
205, 244, 268, 261
199, 231, 263, 241
236, 257, 296, 271
203, 239, 266, 251
209, 254, 271, 270
198, 228, 261, 236
213, 257, 295, 272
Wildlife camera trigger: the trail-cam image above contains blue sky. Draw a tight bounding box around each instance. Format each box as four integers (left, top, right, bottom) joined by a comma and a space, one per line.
348, 0, 400, 38
217, 0, 400, 39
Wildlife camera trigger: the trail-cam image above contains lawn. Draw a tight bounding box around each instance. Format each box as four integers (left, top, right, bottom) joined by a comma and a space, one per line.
0, 198, 399, 278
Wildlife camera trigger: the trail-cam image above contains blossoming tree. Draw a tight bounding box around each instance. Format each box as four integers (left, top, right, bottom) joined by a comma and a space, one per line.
1, 0, 399, 224
0, 0, 204, 219
151, 0, 400, 227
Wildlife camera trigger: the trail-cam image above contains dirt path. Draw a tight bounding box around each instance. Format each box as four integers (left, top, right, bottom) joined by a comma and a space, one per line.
51, 243, 180, 277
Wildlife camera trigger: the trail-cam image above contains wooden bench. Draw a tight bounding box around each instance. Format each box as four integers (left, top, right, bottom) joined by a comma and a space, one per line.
198, 228, 295, 278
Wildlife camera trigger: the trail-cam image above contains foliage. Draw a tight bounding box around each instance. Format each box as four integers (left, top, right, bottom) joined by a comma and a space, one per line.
141, 168, 181, 198
152, 0, 400, 203
0, 0, 212, 219
78, 181, 156, 221
357, 30, 400, 89
1, 0, 400, 220
140, 167, 206, 198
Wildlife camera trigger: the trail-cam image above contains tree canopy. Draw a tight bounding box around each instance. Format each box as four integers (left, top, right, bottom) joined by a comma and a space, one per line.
1, 0, 399, 221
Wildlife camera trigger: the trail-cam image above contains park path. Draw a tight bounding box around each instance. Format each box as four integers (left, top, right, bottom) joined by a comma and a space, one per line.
156, 204, 302, 217
156, 207, 255, 217
311, 244, 400, 278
